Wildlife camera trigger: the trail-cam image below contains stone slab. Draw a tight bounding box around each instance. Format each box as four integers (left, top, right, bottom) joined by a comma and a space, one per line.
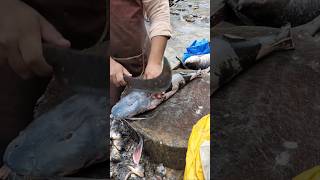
212, 24, 320, 179
130, 72, 210, 170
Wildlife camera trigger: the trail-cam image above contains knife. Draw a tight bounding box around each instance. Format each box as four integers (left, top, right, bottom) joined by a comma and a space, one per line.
42, 45, 107, 94
123, 57, 172, 93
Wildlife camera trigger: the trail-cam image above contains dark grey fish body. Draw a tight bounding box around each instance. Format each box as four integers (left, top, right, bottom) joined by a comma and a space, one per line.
226, 0, 320, 27
111, 70, 206, 120
3, 94, 107, 177
212, 25, 294, 94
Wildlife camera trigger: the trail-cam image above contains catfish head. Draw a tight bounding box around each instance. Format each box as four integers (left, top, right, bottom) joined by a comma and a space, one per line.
111, 90, 158, 120
112, 58, 172, 120
3, 94, 107, 176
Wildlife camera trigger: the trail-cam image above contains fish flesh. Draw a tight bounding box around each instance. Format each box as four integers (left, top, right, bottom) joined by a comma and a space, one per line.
111, 69, 208, 120
211, 24, 294, 95
2, 93, 107, 177
226, 0, 320, 27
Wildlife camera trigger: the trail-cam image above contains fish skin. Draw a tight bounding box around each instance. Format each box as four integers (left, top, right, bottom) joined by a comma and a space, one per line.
111, 70, 206, 120
211, 25, 294, 95
226, 0, 320, 27
184, 54, 210, 70
3, 94, 107, 177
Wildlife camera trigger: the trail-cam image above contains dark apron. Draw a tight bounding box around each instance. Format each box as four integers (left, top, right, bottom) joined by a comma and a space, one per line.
110, 0, 151, 107
0, 0, 106, 165
23, 0, 106, 49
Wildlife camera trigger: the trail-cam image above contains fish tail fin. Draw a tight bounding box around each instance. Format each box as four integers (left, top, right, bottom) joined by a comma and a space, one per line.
189, 68, 210, 80
256, 24, 294, 59
273, 24, 295, 51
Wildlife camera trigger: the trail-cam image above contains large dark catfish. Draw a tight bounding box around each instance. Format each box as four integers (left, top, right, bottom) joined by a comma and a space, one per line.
226, 0, 320, 27
211, 25, 294, 94
111, 70, 207, 120
2, 93, 107, 177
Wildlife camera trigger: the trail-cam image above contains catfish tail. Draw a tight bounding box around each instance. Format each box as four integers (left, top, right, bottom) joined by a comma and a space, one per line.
257, 24, 294, 59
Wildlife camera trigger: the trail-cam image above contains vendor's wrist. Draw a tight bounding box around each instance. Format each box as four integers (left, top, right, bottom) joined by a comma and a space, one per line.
147, 57, 163, 66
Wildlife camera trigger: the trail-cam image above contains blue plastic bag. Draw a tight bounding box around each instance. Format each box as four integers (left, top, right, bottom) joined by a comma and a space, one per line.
182, 39, 210, 62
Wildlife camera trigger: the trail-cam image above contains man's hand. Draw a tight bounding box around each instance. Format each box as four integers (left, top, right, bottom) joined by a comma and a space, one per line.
143, 62, 162, 80
110, 57, 132, 87
0, 0, 70, 79
144, 62, 165, 99
144, 35, 169, 99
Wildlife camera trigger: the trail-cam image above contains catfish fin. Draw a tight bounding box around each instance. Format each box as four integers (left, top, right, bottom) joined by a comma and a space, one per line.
223, 34, 247, 42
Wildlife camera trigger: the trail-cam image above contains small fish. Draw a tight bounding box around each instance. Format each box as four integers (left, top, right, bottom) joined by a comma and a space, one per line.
212, 24, 294, 95
184, 54, 210, 70
125, 164, 145, 180
111, 69, 208, 120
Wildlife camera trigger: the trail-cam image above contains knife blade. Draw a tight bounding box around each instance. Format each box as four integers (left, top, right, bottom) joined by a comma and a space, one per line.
42, 45, 107, 94
123, 57, 172, 93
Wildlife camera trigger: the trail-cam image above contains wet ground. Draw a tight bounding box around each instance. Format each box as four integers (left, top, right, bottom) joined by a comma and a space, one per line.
163, 0, 210, 69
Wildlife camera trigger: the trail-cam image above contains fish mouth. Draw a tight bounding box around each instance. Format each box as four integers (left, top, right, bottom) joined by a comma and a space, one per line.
111, 91, 152, 120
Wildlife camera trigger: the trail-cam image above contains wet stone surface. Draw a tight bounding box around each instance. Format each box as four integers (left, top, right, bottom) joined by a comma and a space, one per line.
149, 0, 210, 69
212, 23, 320, 180
129, 72, 210, 170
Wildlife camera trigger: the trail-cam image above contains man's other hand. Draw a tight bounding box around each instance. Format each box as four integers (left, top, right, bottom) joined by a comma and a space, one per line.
0, 0, 70, 79
110, 57, 132, 87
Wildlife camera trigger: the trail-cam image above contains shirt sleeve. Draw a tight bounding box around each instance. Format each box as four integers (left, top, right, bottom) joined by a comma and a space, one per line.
143, 0, 172, 39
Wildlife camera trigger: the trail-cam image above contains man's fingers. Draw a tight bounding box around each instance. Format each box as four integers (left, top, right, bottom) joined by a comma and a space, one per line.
7, 43, 32, 79
111, 75, 119, 87
122, 68, 132, 77
39, 15, 71, 48
116, 72, 127, 87
19, 28, 52, 77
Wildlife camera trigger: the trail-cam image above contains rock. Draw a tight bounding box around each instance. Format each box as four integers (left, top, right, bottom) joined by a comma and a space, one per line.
130, 73, 210, 170
184, 15, 196, 22
212, 23, 320, 179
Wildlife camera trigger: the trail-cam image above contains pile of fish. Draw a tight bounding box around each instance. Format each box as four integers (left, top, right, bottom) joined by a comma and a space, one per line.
110, 58, 209, 179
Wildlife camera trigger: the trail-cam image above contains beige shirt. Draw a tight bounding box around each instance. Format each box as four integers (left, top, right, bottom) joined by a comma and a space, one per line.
143, 0, 172, 39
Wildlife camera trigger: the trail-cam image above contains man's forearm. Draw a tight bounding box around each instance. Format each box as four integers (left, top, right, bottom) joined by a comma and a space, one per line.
147, 35, 168, 65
